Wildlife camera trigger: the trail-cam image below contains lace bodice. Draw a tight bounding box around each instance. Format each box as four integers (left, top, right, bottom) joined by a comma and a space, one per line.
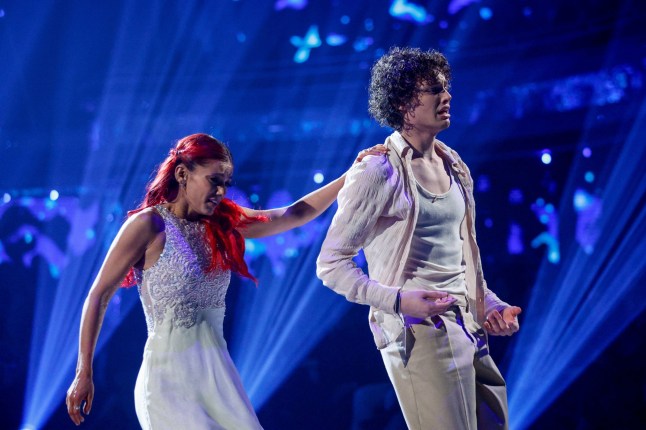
134, 205, 231, 334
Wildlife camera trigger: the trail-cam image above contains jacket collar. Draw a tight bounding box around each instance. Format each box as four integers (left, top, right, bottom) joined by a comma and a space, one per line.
389, 131, 464, 175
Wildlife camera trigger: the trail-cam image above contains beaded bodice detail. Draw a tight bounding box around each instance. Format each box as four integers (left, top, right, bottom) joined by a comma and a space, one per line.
134, 205, 231, 335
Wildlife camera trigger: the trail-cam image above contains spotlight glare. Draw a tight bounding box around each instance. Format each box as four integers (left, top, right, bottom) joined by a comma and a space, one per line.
3, 192, 11, 203
49, 190, 59, 201
389, 0, 429, 24
479, 7, 493, 20
573, 189, 592, 211
325, 34, 347, 46
584, 171, 595, 183
541, 150, 552, 165
313, 172, 324, 184
582, 147, 592, 157
547, 250, 559, 263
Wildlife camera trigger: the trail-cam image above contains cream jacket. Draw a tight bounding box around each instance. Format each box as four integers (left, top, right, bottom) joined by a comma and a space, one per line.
317, 131, 509, 348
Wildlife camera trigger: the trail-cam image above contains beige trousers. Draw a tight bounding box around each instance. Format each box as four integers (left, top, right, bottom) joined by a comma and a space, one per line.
380, 306, 509, 430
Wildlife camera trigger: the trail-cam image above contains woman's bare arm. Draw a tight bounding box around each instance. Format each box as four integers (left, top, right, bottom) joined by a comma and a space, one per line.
66, 210, 162, 425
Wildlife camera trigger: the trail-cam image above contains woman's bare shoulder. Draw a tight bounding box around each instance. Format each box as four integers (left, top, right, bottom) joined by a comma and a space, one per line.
122, 207, 165, 237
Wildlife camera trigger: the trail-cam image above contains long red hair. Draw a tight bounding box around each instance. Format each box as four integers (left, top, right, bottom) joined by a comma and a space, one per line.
122, 133, 266, 287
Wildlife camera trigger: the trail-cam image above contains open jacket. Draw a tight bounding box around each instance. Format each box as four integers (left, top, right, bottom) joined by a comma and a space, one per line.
317, 131, 508, 348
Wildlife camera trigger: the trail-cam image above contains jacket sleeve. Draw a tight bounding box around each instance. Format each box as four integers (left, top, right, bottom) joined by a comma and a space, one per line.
483, 281, 510, 315
316, 156, 399, 312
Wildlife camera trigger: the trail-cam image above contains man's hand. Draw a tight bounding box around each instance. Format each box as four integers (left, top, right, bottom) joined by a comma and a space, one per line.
399, 290, 457, 319
483, 306, 522, 336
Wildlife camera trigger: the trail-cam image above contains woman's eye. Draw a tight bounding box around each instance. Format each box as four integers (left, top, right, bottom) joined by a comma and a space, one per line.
210, 178, 233, 187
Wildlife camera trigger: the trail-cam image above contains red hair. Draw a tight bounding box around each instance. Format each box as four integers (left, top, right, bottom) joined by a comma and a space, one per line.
122, 133, 266, 287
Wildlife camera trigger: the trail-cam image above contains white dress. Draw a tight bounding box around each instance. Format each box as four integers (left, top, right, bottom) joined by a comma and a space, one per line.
133, 205, 263, 430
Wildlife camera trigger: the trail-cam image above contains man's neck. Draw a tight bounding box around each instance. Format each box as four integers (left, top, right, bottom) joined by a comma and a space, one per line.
401, 128, 439, 161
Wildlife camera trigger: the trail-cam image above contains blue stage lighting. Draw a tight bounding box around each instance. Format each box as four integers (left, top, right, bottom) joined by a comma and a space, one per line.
508, 223, 524, 255
389, 0, 430, 24
509, 189, 524, 204
353, 37, 374, 52
573, 189, 593, 211
313, 171, 324, 184
507, 101, 646, 429
477, 174, 490, 192
227, 169, 362, 410
275, 0, 307, 11
20, 201, 141, 429
230, 228, 353, 409
290, 25, 322, 63
326, 34, 347, 46
479, 7, 493, 21
541, 150, 552, 164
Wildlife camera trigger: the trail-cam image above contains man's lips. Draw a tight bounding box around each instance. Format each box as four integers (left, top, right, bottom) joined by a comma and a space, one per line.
438, 105, 450, 115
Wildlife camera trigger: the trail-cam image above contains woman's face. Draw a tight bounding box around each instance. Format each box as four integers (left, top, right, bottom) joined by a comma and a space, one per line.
182, 159, 233, 219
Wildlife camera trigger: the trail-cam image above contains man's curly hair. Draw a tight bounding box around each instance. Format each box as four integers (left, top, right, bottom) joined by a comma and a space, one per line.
368, 47, 451, 131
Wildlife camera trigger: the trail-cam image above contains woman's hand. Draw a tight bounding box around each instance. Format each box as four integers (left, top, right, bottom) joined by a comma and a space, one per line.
355, 144, 389, 163
66, 371, 94, 425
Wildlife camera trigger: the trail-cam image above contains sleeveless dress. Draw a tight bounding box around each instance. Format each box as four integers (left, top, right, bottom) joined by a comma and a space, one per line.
133, 205, 263, 430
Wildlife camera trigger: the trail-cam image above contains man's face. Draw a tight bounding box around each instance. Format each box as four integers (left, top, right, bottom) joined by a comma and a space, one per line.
403, 72, 452, 133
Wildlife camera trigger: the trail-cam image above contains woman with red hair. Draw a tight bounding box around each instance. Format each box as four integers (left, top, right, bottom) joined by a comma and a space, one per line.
65, 133, 385, 429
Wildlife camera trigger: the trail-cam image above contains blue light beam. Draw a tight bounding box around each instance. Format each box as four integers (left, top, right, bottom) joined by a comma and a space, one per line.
21, 209, 140, 429
506, 98, 646, 429
230, 208, 352, 410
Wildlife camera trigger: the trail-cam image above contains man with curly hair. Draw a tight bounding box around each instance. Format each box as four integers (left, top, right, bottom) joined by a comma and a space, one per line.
317, 47, 522, 429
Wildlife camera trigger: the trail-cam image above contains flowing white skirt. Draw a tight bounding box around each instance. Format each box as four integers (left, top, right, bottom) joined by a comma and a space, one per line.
134, 308, 262, 430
